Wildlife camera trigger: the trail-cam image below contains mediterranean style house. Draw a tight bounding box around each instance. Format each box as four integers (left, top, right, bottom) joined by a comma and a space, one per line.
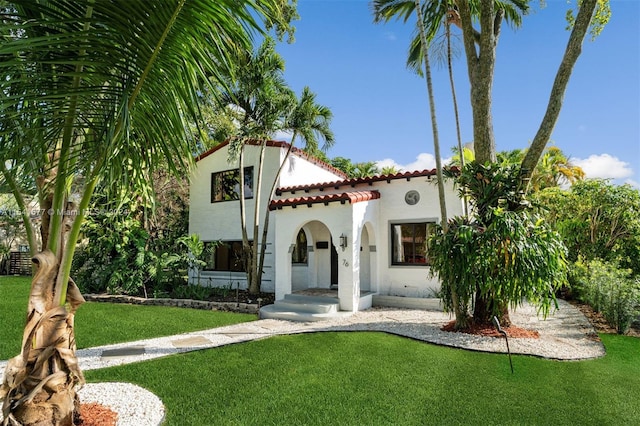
189, 140, 464, 319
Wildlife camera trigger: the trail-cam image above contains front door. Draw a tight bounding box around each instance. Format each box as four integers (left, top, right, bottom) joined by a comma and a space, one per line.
330, 241, 338, 288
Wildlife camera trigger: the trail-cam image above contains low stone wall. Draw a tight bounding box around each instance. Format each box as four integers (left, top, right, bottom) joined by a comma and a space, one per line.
83, 294, 259, 314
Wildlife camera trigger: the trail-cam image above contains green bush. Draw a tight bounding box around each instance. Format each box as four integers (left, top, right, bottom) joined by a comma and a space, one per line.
72, 214, 156, 295
573, 259, 640, 334
170, 284, 213, 300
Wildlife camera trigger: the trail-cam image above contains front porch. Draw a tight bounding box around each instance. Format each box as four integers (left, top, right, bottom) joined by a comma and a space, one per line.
259, 288, 375, 322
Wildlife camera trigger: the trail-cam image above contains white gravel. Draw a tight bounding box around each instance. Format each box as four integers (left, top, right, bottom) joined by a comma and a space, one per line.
77, 382, 164, 426
0, 299, 605, 424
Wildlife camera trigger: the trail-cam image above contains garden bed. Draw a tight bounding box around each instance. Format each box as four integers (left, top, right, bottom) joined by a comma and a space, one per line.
568, 299, 640, 337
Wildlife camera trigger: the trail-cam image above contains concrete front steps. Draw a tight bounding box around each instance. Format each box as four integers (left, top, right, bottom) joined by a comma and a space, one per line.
259, 293, 352, 322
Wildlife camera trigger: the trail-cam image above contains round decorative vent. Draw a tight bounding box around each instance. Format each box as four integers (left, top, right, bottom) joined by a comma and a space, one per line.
404, 190, 420, 205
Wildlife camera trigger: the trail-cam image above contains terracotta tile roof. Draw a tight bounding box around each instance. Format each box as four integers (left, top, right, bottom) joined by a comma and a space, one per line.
269, 190, 381, 211
195, 139, 347, 179
276, 167, 459, 195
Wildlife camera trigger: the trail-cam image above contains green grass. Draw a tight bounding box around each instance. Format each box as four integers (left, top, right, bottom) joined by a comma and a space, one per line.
0, 276, 255, 359
4, 276, 639, 425
85, 332, 640, 426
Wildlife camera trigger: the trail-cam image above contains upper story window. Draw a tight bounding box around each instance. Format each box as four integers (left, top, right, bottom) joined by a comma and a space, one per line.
211, 167, 253, 203
292, 229, 308, 264
390, 222, 436, 266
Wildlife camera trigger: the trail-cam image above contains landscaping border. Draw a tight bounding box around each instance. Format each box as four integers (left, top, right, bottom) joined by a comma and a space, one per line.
82, 294, 260, 314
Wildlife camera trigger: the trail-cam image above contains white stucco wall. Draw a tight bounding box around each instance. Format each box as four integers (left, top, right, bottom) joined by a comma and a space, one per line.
189, 142, 344, 291
373, 177, 463, 298
272, 175, 463, 304
278, 153, 343, 187
190, 140, 464, 305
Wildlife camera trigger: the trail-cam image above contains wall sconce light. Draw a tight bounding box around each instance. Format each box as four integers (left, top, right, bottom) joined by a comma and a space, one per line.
339, 234, 347, 251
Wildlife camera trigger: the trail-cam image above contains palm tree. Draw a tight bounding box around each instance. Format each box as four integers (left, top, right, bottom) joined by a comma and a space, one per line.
352, 162, 381, 178
257, 87, 335, 286
218, 38, 297, 295
372, 0, 448, 230
450, 0, 529, 164
374, 0, 463, 322
449, 0, 606, 182
404, 1, 468, 188
381, 165, 402, 175
0, 1, 291, 423
530, 146, 585, 191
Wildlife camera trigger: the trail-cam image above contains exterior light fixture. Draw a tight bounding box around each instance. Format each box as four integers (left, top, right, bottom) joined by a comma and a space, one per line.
339, 234, 347, 251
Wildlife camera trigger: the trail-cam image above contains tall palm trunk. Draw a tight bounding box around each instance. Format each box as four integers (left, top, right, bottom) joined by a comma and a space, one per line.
248, 140, 268, 294
445, 17, 468, 218
414, 0, 447, 231
519, 0, 599, 184
238, 144, 254, 292
257, 132, 299, 287
415, 0, 467, 328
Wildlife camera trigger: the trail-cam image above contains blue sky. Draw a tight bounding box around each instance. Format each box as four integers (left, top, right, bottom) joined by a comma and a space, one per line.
275, 0, 640, 186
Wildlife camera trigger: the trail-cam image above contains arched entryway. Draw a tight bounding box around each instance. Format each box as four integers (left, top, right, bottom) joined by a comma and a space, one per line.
290, 220, 338, 292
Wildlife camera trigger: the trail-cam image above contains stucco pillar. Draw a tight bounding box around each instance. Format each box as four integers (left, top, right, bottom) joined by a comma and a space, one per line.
274, 212, 296, 301
337, 227, 360, 312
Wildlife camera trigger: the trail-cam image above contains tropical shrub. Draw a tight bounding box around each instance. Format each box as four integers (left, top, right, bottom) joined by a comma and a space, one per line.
170, 283, 214, 300
73, 211, 156, 295
536, 180, 640, 275
430, 162, 568, 328
572, 259, 640, 334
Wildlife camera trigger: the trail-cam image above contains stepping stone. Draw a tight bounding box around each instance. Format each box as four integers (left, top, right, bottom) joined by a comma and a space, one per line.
222, 327, 261, 338
101, 345, 145, 360
171, 336, 212, 348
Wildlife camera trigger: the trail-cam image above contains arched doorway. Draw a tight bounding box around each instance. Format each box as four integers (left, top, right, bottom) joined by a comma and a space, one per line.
290, 220, 337, 291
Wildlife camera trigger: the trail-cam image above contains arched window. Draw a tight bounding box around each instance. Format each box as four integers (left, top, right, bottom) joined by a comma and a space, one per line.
292, 229, 308, 264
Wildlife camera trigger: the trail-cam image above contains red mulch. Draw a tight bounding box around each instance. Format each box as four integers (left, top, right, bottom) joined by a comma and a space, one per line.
442, 320, 540, 339
75, 403, 117, 426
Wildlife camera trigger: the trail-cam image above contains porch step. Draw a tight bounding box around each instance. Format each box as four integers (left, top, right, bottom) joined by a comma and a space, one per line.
259, 294, 345, 322
283, 293, 340, 307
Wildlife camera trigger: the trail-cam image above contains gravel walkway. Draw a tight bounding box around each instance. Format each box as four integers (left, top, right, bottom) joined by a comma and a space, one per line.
0, 299, 605, 425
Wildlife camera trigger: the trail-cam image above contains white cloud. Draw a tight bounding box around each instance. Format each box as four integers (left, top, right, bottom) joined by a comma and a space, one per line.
572, 154, 634, 179
272, 130, 293, 142
383, 31, 397, 41
375, 158, 404, 171
625, 178, 640, 189
376, 153, 440, 172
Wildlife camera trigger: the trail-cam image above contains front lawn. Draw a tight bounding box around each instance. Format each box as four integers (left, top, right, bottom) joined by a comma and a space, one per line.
4, 275, 639, 425
86, 332, 640, 425
0, 276, 255, 359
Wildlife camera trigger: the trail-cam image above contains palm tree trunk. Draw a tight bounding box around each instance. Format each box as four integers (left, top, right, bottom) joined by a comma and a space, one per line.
249, 139, 268, 294
520, 0, 598, 184
1, 243, 85, 426
456, 0, 500, 164
415, 0, 468, 327
414, 0, 447, 231
446, 18, 469, 218
257, 133, 298, 290
238, 143, 254, 292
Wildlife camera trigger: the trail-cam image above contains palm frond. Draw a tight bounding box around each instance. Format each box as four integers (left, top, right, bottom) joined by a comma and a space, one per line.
371, 0, 416, 23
